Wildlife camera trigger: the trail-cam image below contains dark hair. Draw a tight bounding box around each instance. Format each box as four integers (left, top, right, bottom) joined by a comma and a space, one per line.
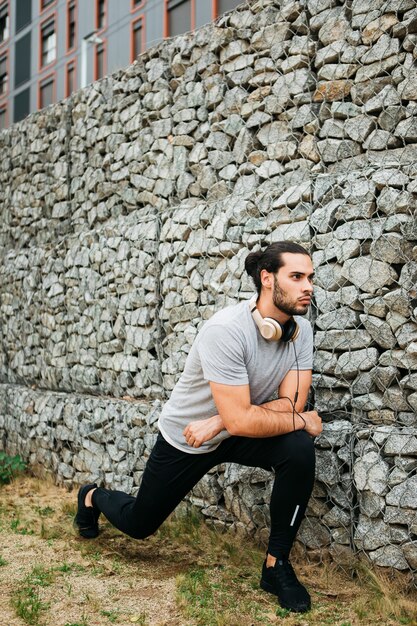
245, 241, 311, 294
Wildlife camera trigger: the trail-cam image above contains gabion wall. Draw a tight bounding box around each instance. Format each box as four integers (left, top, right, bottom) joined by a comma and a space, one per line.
0, 0, 416, 578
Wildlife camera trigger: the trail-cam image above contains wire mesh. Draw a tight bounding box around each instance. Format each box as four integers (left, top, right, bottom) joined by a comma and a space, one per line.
0, 0, 416, 583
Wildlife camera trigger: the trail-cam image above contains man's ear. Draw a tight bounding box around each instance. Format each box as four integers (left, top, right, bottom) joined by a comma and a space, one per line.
260, 269, 274, 290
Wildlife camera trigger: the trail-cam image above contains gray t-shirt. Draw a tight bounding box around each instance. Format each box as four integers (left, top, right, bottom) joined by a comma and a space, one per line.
158, 297, 314, 454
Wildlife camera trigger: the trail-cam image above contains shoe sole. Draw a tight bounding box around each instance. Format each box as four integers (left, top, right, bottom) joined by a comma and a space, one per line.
260, 579, 310, 613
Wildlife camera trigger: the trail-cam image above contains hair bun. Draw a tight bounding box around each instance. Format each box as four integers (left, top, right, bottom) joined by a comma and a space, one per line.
244, 250, 263, 278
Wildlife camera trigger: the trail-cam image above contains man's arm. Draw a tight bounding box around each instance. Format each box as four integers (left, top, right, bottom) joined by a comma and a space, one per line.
183, 370, 321, 447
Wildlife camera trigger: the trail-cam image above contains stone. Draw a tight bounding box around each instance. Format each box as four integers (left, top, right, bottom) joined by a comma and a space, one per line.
384, 432, 417, 456
395, 116, 417, 142
361, 14, 399, 45
386, 475, 417, 508
318, 14, 351, 46
364, 129, 398, 150
398, 70, 417, 100
351, 77, 393, 105
317, 138, 362, 162
251, 23, 290, 50
361, 34, 400, 65
298, 517, 331, 549
363, 85, 401, 114
313, 80, 353, 103
344, 115, 375, 143
359, 314, 397, 349
256, 121, 292, 146
378, 106, 407, 132
315, 329, 373, 350
342, 257, 397, 295
369, 545, 409, 570
403, 542, 417, 569
298, 135, 320, 162
370, 233, 414, 264
354, 515, 391, 550
335, 348, 379, 378
359, 491, 385, 518
354, 450, 389, 495
319, 119, 346, 138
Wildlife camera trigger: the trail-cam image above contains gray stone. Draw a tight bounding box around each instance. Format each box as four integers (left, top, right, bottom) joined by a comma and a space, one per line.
398, 70, 417, 100
361, 34, 400, 65
359, 314, 397, 349
335, 348, 379, 378
359, 491, 385, 518
355, 515, 391, 550
395, 116, 417, 142
386, 475, 417, 508
369, 545, 409, 570
370, 233, 414, 264
403, 542, 417, 569
317, 139, 361, 163
315, 329, 373, 350
342, 257, 397, 294
354, 450, 389, 495
344, 115, 375, 143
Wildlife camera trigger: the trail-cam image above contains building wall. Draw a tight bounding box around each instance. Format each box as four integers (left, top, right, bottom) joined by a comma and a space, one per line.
0, 0, 416, 576
0, 0, 242, 126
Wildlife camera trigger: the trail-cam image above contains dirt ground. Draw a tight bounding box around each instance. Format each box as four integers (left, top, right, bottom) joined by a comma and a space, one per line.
0, 475, 416, 626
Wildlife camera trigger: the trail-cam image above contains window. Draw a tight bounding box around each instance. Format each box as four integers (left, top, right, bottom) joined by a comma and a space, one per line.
13, 86, 30, 122
97, 0, 106, 30
0, 55, 7, 95
14, 31, 31, 87
15, 0, 31, 32
167, 0, 191, 37
67, 1, 76, 50
0, 106, 6, 129
95, 42, 105, 79
41, 19, 56, 67
131, 0, 144, 8
39, 76, 54, 108
66, 61, 75, 96
217, 0, 241, 13
132, 18, 143, 59
41, 0, 55, 9
0, 3, 9, 43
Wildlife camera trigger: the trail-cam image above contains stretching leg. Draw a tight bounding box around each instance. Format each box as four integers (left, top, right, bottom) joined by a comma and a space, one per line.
91, 433, 217, 539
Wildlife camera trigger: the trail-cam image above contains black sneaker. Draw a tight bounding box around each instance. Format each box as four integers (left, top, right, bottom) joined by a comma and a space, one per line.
260, 558, 311, 613
74, 484, 100, 539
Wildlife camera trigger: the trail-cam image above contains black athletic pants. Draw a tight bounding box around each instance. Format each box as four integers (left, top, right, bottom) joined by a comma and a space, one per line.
92, 430, 315, 559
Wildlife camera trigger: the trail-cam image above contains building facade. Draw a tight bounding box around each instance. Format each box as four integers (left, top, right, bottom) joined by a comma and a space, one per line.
0, 0, 242, 129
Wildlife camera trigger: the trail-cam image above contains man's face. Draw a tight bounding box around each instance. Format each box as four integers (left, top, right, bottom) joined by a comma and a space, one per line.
272, 253, 314, 316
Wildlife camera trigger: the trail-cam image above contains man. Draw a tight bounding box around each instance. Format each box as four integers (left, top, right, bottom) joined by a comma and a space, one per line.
75, 241, 322, 613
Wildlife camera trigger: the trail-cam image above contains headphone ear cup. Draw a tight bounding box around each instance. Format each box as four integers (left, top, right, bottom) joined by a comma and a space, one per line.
261, 317, 283, 341
281, 319, 299, 342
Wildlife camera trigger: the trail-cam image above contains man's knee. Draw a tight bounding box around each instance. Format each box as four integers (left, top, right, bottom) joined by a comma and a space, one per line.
127, 523, 158, 540
274, 430, 315, 472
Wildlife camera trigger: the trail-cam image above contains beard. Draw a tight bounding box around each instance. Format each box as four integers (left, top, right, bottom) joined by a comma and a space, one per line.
272, 276, 309, 316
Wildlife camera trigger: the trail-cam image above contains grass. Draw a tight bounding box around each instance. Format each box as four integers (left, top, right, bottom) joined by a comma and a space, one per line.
11, 565, 53, 625
0, 475, 416, 626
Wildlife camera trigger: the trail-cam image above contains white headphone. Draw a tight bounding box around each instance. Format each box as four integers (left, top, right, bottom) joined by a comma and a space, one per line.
249, 295, 300, 342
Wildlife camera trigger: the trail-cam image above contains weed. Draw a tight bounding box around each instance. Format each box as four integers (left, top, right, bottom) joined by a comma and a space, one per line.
0, 555, 7, 566
10, 517, 34, 535
35, 505, 55, 517
101, 609, 120, 623
0, 452, 26, 485
11, 566, 53, 625
55, 562, 86, 574
276, 606, 291, 618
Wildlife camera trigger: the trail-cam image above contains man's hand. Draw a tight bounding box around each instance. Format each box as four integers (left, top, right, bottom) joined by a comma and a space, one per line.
299, 411, 322, 437
183, 415, 224, 448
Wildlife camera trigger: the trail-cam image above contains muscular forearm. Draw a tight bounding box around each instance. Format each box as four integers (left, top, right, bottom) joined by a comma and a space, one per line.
228, 403, 306, 438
